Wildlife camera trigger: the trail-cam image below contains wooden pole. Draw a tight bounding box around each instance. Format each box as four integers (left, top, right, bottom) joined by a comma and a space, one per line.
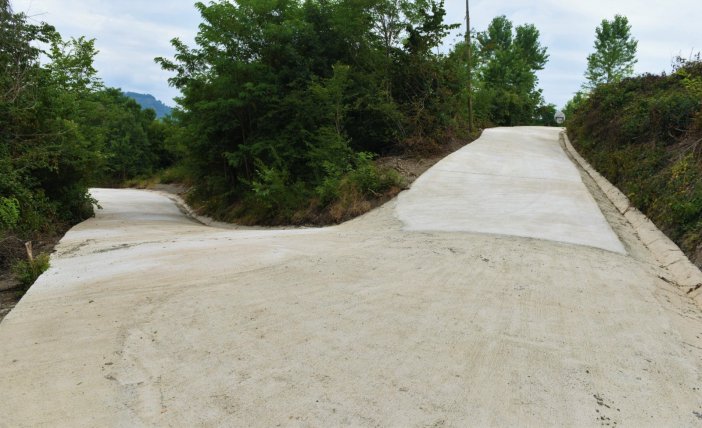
466, 0, 474, 134
24, 241, 33, 262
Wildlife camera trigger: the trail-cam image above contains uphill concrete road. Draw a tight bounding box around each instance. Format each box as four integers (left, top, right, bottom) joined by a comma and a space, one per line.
1, 127, 701, 427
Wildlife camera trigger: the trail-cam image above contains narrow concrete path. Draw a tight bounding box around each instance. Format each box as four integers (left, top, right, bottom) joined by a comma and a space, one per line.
1, 127, 701, 427
397, 127, 625, 253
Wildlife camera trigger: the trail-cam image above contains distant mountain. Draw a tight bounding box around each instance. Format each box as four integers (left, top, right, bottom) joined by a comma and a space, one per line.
123, 92, 173, 118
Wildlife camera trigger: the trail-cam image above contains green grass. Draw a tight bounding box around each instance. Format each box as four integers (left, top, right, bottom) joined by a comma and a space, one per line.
12, 253, 51, 291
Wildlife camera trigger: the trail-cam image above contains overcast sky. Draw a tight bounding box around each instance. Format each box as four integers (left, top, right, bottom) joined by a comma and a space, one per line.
12, 0, 702, 108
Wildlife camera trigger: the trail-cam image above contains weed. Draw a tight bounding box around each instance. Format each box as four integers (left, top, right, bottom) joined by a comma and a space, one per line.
12, 253, 50, 291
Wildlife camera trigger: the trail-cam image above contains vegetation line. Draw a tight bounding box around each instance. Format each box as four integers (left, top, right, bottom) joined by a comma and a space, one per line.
567, 57, 702, 269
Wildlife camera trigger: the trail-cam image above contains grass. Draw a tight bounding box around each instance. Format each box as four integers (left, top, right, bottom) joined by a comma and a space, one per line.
12, 253, 50, 291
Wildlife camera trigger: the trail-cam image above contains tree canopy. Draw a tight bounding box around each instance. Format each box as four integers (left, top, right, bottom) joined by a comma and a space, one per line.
584, 15, 638, 90
474, 15, 550, 126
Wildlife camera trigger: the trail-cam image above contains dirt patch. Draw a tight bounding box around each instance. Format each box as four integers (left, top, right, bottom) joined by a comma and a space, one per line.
377, 137, 473, 186
0, 273, 23, 322
0, 287, 22, 322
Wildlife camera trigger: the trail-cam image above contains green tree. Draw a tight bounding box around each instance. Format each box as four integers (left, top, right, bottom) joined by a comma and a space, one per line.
584, 15, 638, 90
156, 0, 458, 222
1, 1, 98, 234
474, 15, 549, 126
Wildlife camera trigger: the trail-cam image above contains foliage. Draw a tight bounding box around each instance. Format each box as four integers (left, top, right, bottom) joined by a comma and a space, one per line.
568, 58, 702, 266
1, 1, 98, 239
584, 15, 637, 90
0, 197, 20, 230
534, 103, 557, 127
562, 91, 587, 125
156, 0, 465, 223
82, 88, 174, 184
11, 253, 50, 290
472, 16, 550, 126
1, 1, 176, 275
316, 152, 403, 204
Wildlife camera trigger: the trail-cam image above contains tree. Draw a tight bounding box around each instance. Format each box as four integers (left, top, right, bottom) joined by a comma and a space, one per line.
1, 0, 169, 247
474, 15, 549, 125
1, 0, 100, 258
584, 15, 637, 90
155, 0, 462, 222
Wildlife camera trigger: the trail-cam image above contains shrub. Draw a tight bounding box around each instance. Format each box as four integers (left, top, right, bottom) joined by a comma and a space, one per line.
12, 253, 51, 291
0, 197, 20, 230
317, 152, 404, 208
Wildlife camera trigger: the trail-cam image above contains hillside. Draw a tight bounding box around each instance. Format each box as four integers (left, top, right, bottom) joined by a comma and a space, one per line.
568, 59, 702, 268
123, 92, 172, 118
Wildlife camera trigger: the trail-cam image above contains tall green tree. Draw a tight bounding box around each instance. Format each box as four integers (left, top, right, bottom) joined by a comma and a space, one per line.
584, 15, 638, 90
474, 15, 549, 126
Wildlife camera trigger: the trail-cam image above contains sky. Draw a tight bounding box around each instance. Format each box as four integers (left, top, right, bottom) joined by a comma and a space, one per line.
12, 0, 702, 108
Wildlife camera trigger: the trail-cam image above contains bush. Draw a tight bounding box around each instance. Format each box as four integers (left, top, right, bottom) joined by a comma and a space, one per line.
159, 164, 191, 184
345, 152, 403, 198
0, 197, 19, 230
12, 253, 51, 291
316, 152, 404, 208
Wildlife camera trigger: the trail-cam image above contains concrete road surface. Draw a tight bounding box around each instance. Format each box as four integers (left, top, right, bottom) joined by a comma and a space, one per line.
397, 127, 625, 253
1, 127, 701, 427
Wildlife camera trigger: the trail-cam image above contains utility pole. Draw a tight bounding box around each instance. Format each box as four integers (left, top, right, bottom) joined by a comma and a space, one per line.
465, 0, 474, 133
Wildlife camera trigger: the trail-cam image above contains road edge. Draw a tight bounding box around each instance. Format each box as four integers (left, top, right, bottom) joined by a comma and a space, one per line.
560, 131, 702, 305
150, 190, 306, 231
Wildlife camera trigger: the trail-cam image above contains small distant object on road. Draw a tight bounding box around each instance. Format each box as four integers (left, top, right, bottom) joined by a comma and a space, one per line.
554, 111, 566, 125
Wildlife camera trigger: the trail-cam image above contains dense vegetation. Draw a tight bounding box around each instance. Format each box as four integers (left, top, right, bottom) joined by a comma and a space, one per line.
0, 1, 175, 270
157, 0, 554, 224
568, 58, 702, 267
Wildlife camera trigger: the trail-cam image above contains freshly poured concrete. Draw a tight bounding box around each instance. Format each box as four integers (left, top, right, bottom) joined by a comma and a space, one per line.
397, 127, 625, 253
1, 128, 702, 427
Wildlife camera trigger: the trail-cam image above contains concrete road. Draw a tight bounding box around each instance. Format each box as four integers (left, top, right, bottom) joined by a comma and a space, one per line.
397, 127, 625, 253
1, 127, 701, 427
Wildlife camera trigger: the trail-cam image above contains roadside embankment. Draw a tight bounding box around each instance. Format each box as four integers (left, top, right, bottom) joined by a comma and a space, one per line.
562, 131, 702, 305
